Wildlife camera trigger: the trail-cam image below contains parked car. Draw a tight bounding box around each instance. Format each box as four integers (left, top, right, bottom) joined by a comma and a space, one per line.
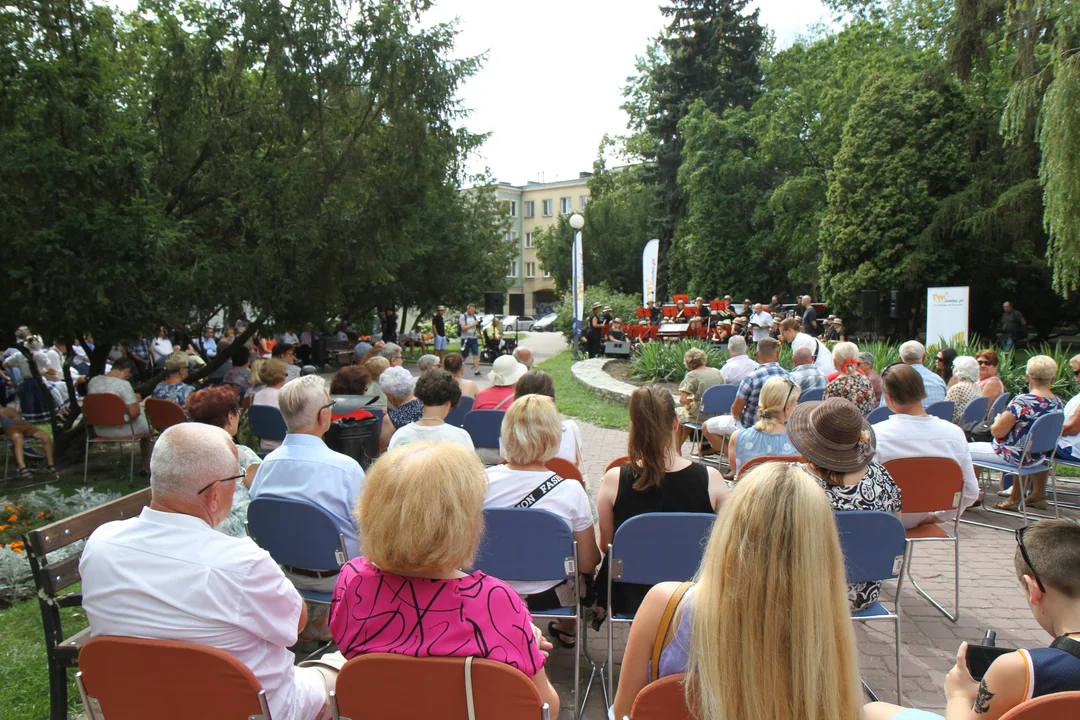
532, 313, 559, 332
501, 315, 535, 333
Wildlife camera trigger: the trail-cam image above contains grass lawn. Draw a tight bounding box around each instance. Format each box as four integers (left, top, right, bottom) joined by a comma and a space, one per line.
537, 350, 629, 431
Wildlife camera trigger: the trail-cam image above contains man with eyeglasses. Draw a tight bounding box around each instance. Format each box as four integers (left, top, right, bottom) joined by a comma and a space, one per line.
80, 423, 339, 720
876, 340, 947, 409
1054, 354, 1080, 462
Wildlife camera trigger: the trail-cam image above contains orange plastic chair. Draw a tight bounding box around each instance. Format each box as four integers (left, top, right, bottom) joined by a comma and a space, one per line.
144, 397, 187, 434
545, 457, 585, 488
884, 457, 965, 622
999, 692, 1080, 719
605, 455, 630, 473
628, 674, 695, 720
735, 455, 804, 483
76, 636, 272, 720
332, 653, 551, 720
82, 393, 152, 483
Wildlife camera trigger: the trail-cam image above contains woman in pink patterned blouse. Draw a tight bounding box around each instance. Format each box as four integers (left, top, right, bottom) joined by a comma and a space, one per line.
329, 441, 559, 714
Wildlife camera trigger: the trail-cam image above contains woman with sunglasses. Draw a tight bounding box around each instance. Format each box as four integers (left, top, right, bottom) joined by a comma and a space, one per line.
728, 376, 801, 477
975, 349, 1006, 402
935, 347, 959, 387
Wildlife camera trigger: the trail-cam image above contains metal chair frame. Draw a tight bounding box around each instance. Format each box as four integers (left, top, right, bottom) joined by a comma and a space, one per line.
82, 394, 151, 484
684, 384, 737, 459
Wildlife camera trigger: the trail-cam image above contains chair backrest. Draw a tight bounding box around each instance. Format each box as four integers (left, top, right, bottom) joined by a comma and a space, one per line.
799, 387, 824, 403
629, 674, 695, 720
78, 636, 269, 720
961, 396, 990, 424
83, 392, 130, 427
463, 409, 505, 450
610, 512, 716, 585
605, 455, 630, 473
246, 497, 348, 571
867, 406, 894, 425
700, 384, 737, 415
144, 397, 187, 432
926, 400, 954, 422
334, 654, 546, 720
245, 404, 287, 442
445, 394, 475, 428
998, 692, 1080, 720
833, 510, 907, 584
1023, 411, 1066, 457
544, 457, 584, 486
736, 455, 804, 482
241, 393, 254, 411
883, 457, 964, 514
988, 392, 1012, 418
474, 507, 575, 583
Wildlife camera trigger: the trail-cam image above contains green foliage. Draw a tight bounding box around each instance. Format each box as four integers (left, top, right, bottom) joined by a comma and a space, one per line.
630, 339, 727, 382
553, 283, 641, 346
535, 351, 630, 431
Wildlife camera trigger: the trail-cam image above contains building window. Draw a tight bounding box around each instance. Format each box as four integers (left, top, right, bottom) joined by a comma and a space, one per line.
507, 260, 518, 278
525, 262, 536, 278
579, 195, 589, 211
508, 200, 517, 217
542, 199, 553, 217
560, 196, 572, 214
525, 232, 534, 248
524, 201, 534, 218
505, 231, 518, 244
542, 265, 551, 278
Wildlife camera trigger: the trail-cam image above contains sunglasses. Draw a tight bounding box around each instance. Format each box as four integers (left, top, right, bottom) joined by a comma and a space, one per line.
196, 473, 246, 495
1015, 526, 1046, 593
977, 360, 991, 366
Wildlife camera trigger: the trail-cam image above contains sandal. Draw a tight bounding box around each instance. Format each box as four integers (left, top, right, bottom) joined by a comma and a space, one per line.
993, 498, 1020, 512
548, 621, 576, 649
45, 465, 59, 476
1024, 495, 1049, 510
15, 467, 30, 479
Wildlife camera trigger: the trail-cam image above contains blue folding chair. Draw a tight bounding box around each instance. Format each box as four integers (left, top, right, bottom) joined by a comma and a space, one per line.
463, 409, 504, 450
867, 406, 894, 425
961, 396, 990, 425
987, 392, 1012, 419
444, 395, 474, 428
685, 384, 737, 458
606, 513, 716, 703
926, 400, 954, 422
246, 405, 287, 454
966, 411, 1066, 529
474, 507, 581, 717
834, 510, 907, 703
799, 387, 825, 403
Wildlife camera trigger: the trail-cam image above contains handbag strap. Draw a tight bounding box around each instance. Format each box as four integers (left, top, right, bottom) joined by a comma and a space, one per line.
464, 656, 476, 720
494, 392, 514, 411
650, 581, 693, 682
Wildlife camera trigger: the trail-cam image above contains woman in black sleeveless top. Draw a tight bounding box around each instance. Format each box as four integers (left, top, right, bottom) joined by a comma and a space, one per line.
594, 385, 727, 615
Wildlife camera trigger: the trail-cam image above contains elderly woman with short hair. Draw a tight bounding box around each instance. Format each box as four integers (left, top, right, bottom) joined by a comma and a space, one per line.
378, 365, 422, 449
152, 352, 195, 408
329, 442, 560, 714
946, 356, 981, 423
676, 347, 724, 448
824, 342, 876, 417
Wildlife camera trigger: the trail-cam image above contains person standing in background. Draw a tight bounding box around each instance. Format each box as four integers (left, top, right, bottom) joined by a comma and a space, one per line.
999, 300, 1027, 353
801, 295, 820, 336
432, 306, 447, 362
457, 303, 481, 376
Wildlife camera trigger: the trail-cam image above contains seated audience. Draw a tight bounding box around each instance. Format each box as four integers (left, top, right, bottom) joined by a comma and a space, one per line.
363, 356, 390, 409
185, 386, 261, 538
483, 395, 601, 648
352, 340, 372, 366
882, 340, 947, 408
378, 342, 404, 367
676, 348, 724, 449
329, 442, 559, 714
969, 355, 1064, 512
80, 423, 337, 720
859, 351, 883, 406
873, 364, 979, 528
718, 335, 757, 386
86, 357, 151, 474
790, 345, 827, 394
222, 345, 253, 398
703, 337, 790, 447
613, 462, 862, 720
506, 370, 582, 466
251, 358, 289, 452
328, 366, 374, 421
272, 342, 300, 381
946, 355, 982, 423
935, 347, 958, 387
197, 327, 218, 358
729, 376, 800, 476
596, 386, 726, 616
1055, 354, 1080, 462
788, 397, 902, 612
824, 342, 876, 417
388, 369, 473, 450
415, 354, 440, 373
513, 345, 534, 370
443, 352, 479, 399
865, 519, 1080, 720
474, 355, 527, 411
1, 406, 58, 477
779, 317, 835, 375
976, 348, 1006, 402
150, 326, 174, 366
250, 375, 364, 647
151, 352, 195, 409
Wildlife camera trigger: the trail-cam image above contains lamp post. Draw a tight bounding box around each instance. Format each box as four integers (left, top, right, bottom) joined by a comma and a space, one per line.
569, 213, 585, 360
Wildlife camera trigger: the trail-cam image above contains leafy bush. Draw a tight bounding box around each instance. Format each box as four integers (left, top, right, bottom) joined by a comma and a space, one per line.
630, 340, 728, 382
555, 283, 642, 346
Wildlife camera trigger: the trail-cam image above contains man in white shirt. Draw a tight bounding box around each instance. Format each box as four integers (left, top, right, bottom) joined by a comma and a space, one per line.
279, 328, 300, 345
778, 318, 835, 375
872, 364, 979, 528
749, 303, 773, 343
1056, 354, 1080, 461
80, 423, 335, 720
720, 335, 758, 386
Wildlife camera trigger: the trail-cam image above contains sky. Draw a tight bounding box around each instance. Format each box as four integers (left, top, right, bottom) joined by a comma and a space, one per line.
421, 0, 834, 185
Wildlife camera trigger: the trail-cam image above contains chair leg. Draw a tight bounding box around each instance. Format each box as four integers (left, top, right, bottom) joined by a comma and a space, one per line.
895, 615, 903, 705
48, 660, 68, 720
83, 436, 89, 484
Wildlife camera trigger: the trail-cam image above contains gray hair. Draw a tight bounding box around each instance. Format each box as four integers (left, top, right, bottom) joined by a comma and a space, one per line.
379, 365, 416, 401
416, 354, 440, 373
792, 345, 813, 363
278, 375, 329, 431
952, 355, 979, 383
728, 335, 748, 356
899, 340, 926, 363
378, 342, 402, 360
150, 423, 237, 499
513, 346, 534, 369
857, 351, 874, 366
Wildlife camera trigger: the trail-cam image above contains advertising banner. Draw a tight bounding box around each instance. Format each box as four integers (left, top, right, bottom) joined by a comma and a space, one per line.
926, 286, 970, 345
642, 238, 659, 307
572, 231, 584, 343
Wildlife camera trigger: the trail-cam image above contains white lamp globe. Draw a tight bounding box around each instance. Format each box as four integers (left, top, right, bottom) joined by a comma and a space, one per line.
569, 213, 585, 230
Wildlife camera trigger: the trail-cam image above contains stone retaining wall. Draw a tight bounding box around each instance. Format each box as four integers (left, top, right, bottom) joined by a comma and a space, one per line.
570, 358, 679, 405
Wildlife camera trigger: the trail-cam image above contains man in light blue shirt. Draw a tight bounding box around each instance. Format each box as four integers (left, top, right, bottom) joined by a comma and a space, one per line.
879, 340, 947, 408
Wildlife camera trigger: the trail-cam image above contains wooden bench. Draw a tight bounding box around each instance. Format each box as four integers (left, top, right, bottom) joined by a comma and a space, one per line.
325, 340, 355, 367
23, 487, 152, 720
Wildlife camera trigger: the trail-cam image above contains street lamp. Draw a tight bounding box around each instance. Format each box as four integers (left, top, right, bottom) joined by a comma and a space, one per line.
569, 213, 585, 360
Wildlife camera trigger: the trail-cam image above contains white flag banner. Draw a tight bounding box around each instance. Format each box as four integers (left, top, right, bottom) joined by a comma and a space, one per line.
572, 230, 585, 342
926, 286, 970, 345
642, 238, 659, 307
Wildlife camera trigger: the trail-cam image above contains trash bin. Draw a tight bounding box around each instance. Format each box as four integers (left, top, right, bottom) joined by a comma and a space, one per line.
324, 416, 380, 470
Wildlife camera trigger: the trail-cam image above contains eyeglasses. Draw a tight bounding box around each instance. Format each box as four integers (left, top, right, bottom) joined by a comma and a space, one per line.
977, 360, 992, 367
319, 400, 337, 416
880, 362, 905, 379
196, 473, 246, 495
1015, 526, 1046, 593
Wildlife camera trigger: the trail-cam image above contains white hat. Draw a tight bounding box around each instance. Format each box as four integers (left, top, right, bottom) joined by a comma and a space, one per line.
490, 355, 528, 387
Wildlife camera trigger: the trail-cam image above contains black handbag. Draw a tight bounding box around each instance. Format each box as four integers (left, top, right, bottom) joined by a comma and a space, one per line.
964, 420, 993, 443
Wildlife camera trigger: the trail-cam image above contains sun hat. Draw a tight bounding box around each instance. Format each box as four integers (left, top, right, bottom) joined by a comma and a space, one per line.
490, 355, 528, 387
733, 316, 747, 325
786, 397, 877, 473
592, 302, 602, 309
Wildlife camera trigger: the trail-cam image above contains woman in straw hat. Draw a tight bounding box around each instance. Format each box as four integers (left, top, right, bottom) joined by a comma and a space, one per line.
787, 397, 902, 612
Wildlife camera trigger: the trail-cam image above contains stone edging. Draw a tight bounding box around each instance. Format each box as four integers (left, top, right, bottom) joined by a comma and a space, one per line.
570, 358, 679, 405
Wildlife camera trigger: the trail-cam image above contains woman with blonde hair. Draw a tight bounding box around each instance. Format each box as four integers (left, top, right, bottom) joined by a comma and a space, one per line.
824, 341, 876, 417
612, 463, 863, 720
328, 441, 561, 716
727, 376, 800, 476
